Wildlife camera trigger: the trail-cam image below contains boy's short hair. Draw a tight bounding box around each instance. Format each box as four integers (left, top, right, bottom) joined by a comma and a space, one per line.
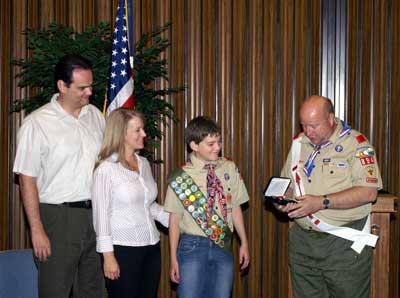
185, 116, 221, 147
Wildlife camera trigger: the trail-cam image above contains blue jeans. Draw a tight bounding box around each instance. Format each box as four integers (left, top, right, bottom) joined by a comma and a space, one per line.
177, 234, 234, 298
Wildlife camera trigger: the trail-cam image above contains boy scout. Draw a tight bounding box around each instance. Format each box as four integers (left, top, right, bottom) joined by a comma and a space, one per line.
164, 116, 250, 298
278, 95, 382, 298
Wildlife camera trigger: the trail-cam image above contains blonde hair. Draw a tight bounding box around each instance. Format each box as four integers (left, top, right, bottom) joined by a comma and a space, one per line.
96, 108, 145, 168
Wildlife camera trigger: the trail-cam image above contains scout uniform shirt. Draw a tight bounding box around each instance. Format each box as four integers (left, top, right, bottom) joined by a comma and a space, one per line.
281, 118, 383, 230
164, 153, 249, 237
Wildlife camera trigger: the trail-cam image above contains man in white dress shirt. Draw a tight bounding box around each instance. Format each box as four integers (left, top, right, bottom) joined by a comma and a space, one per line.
13, 54, 105, 298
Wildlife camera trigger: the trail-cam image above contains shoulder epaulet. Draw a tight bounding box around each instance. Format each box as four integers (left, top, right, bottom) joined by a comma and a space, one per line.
293, 132, 301, 140
355, 134, 367, 144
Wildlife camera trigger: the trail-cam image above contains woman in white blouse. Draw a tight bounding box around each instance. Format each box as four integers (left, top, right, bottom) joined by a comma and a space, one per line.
92, 108, 169, 298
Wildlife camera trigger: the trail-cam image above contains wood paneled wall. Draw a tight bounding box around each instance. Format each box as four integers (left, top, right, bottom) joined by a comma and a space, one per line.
1, 1, 399, 297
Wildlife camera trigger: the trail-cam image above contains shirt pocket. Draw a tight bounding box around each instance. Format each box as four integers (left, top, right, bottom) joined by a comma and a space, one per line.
321, 159, 351, 190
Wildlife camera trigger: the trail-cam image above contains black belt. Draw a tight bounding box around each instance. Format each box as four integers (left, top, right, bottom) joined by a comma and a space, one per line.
61, 200, 92, 209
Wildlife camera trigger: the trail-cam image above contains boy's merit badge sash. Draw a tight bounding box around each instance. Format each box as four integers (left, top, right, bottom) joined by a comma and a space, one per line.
168, 168, 233, 254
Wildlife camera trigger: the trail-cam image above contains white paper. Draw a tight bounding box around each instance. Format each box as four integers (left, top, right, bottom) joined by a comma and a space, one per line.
264, 177, 291, 197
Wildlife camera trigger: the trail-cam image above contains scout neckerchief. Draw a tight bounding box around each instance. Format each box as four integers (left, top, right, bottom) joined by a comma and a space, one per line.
205, 164, 227, 225
303, 121, 352, 178
168, 167, 233, 254
290, 121, 378, 253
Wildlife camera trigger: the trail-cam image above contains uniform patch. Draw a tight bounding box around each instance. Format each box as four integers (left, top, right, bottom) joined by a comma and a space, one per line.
335, 145, 343, 152
355, 146, 375, 158
360, 156, 375, 166
224, 173, 230, 180
322, 158, 331, 163
227, 194, 232, 202
366, 177, 378, 183
327, 162, 347, 168
356, 134, 367, 143
365, 166, 376, 177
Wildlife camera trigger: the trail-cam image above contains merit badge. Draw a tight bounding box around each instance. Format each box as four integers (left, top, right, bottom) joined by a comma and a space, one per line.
178, 193, 187, 200
184, 189, 191, 196
188, 205, 195, 213
190, 185, 198, 192
224, 173, 230, 181
170, 181, 178, 189
335, 145, 343, 152
176, 177, 183, 184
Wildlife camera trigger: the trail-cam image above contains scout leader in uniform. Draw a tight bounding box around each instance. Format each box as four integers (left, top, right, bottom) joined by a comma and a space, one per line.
276, 95, 382, 298
164, 116, 250, 298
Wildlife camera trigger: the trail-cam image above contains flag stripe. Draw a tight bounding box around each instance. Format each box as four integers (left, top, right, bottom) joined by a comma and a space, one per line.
104, 0, 135, 116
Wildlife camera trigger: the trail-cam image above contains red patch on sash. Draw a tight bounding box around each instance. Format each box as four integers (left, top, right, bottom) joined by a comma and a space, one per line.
360, 156, 375, 166
293, 132, 301, 140
366, 178, 378, 183
356, 134, 366, 143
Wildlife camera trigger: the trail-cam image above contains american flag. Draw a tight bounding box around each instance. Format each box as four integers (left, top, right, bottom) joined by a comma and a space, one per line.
104, 0, 135, 116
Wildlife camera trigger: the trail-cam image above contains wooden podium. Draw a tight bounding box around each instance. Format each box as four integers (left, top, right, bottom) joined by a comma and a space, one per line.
288, 194, 397, 298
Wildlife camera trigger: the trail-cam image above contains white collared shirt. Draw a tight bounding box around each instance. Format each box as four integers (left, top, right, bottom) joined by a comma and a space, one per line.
92, 154, 169, 252
13, 94, 105, 204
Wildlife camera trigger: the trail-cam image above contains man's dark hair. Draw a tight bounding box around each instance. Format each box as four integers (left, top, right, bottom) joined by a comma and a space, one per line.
185, 116, 221, 147
54, 54, 92, 90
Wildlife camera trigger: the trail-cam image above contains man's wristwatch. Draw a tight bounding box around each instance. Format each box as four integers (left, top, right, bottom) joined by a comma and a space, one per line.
322, 195, 330, 209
